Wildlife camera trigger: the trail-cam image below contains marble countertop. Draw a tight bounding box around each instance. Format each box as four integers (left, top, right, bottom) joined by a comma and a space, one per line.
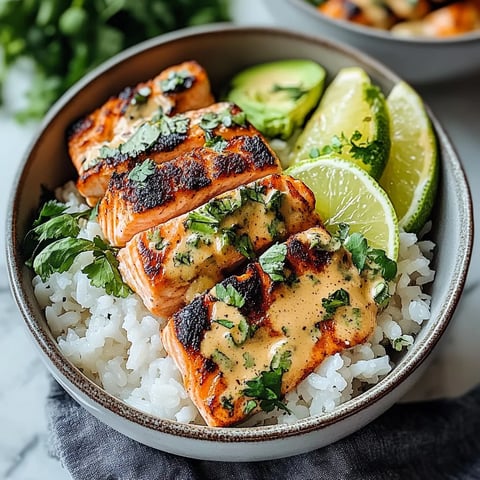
1, 3, 479, 478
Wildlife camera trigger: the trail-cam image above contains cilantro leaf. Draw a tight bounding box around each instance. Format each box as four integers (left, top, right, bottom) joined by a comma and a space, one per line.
259, 243, 287, 282
215, 283, 245, 308
204, 133, 228, 152
344, 232, 368, 271
83, 249, 131, 297
32, 200, 68, 227
322, 288, 350, 320
160, 70, 194, 93
367, 248, 397, 281
33, 237, 94, 280
242, 349, 293, 415
24, 202, 91, 266
214, 319, 234, 329
32, 235, 132, 298
127, 159, 156, 185
270, 350, 292, 371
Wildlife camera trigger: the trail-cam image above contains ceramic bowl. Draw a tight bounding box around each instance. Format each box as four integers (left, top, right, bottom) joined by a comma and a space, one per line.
6, 24, 473, 461
262, 0, 480, 84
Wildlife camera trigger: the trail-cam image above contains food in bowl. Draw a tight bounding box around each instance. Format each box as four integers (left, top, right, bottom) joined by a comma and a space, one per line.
305, 0, 480, 37
24, 56, 437, 428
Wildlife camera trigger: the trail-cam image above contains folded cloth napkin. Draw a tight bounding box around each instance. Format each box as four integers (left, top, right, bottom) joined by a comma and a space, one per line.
47, 379, 480, 480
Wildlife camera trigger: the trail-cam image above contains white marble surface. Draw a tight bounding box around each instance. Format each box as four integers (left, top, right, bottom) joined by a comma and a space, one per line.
1, 3, 479, 478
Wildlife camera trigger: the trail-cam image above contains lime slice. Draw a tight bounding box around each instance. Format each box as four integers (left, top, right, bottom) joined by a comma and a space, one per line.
290, 67, 390, 180
286, 156, 399, 260
379, 81, 438, 233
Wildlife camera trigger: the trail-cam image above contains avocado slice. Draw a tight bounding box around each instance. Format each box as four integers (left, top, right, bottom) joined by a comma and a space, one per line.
227, 59, 326, 140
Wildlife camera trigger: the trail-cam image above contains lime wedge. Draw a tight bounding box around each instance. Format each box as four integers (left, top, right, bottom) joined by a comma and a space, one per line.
290, 67, 390, 180
379, 81, 438, 233
286, 156, 399, 260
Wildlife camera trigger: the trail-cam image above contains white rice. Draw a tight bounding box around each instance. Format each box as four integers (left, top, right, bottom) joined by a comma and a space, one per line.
33, 182, 435, 426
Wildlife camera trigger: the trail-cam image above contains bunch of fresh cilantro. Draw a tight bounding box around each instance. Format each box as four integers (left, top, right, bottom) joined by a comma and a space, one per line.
0, 0, 230, 121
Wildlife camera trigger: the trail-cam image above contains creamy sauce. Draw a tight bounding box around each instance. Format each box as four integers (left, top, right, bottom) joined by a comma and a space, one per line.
160, 184, 303, 290
200, 247, 379, 406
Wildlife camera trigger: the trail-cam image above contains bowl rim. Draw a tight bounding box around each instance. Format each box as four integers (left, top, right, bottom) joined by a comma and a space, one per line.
285, 0, 480, 44
6, 23, 474, 444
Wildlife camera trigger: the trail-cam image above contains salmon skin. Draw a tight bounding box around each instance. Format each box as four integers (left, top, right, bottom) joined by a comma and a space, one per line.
74, 102, 259, 205
98, 132, 282, 247
162, 226, 382, 427
117, 174, 319, 318
68, 61, 214, 204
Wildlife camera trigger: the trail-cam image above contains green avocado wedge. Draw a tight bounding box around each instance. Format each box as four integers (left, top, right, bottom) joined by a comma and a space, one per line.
227, 59, 326, 140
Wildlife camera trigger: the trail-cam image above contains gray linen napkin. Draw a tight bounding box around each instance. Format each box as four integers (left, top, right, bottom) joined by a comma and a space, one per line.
47, 379, 480, 480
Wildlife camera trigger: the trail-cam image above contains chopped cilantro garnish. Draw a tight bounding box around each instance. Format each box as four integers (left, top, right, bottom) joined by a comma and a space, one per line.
127, 159, 156, 185
132, 86, 151, 105
173, 251, 192, 266
32, 235, 132, 298
243, 352, 256, 369
159, 70, 194, 93
146, 229, 167, 251
205, 133, 228, 153
259, 243, 287, 282
322, 288, 350, 321
243, 351, 292, 414
215, 283, 245, 308
98, 112, 189, 160
214, 319, 234, 329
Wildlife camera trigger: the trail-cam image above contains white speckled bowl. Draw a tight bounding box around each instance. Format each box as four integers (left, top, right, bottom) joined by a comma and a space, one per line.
6, 24, 473, 461
262, 0, 480, 84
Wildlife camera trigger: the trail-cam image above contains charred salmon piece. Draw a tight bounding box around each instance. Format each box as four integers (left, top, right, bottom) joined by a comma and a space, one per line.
69, 60, 213, 179
117, 174, 319, 318
162, 226, 382, 427
99, 134, 282, 247
76, 102, 256, 205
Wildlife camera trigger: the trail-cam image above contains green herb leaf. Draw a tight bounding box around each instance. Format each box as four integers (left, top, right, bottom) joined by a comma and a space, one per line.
211, 350, 234, 371
214, 319, 234, 329
244, 399, 257, 415
234, 233, 255, 260
215, 283, 245, 308
373, 281, 391, 307
205, 134, 228, 153
24, 202, 91, 266
132, 86, 151, 105
160, 70, 194, 93
344, 232, 368, 272
243, 367, 291, 414
259, 243, 287, 282
127, 159, 156, 185
173, 251, 192, 266
367, 248, 397, 281
243, 352, 256, 369
322, 288, 350, 320
33, 237, 94, 280
392, 335, 413, 351
270, 350, 292, 371
83, 248, 131, 298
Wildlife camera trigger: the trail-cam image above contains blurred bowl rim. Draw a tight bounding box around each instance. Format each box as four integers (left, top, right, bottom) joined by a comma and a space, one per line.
284, 0, 480, 44
6, 23, 474, 444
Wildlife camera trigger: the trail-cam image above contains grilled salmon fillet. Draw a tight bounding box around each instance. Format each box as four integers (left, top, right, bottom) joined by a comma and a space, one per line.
117, 174, 319, 318
68, 61, 214, 204
98, 133, 281, 246
75, 102, 259, 205
162, 226, 383, 427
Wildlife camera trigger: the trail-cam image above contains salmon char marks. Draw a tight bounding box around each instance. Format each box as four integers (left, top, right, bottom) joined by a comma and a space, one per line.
162, 226, 387, 427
